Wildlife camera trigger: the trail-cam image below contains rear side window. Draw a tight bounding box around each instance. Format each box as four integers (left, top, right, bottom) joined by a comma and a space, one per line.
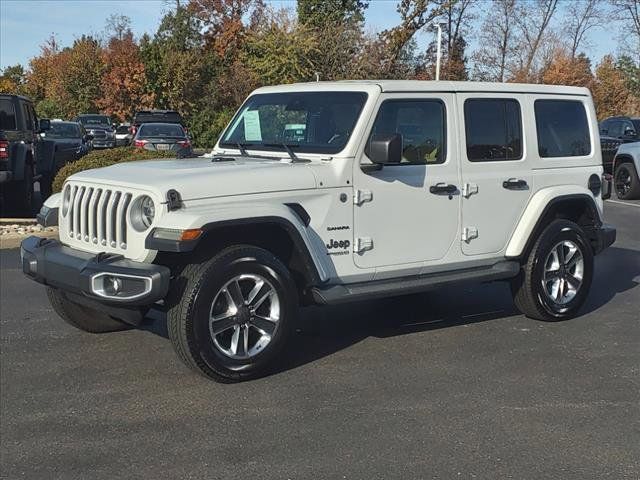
0, 99, 17, 130
535, 100, 591, 157
464, 99, 522, 162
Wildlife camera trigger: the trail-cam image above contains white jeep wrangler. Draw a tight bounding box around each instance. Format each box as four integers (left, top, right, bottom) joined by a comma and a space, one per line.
22, 81, 616, 382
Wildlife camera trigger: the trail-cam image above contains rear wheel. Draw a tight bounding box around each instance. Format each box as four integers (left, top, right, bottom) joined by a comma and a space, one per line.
614, 162, 640, 200
47, 287, 131, 333
167, 245, 298, 382
511, 220, 594, 321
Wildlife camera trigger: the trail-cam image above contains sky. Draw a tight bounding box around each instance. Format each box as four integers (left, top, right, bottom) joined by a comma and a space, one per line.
0, 0, 619, 71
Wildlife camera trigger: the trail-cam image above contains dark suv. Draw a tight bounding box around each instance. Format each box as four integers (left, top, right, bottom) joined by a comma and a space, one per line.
0, 94, 53, 215
72, 114, 115, 149
599, 116, 640, 173
130, 110, 183, 136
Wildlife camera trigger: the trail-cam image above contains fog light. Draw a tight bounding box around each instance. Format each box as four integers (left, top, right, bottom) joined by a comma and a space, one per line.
90, 273, 152, 300
104, 276, 122, 296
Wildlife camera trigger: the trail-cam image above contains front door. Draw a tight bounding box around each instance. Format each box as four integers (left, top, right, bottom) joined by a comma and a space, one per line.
352, 93, 460, 270
457, 94, 533, 256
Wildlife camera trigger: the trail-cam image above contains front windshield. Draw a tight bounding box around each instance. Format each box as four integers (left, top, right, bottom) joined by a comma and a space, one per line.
79, 115, 111, 126
47, 123, 81, 139
220, 91, 368, 154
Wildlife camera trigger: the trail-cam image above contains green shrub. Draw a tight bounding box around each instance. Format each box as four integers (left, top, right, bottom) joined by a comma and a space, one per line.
52, 147, 175, 193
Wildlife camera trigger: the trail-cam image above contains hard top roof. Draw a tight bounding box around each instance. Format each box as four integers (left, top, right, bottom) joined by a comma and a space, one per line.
253, 80, 590, 96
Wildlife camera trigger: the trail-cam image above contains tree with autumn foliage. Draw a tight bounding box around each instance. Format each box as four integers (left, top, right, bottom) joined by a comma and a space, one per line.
592, 55, 636, 119
98, 31, 154, 122
541, 51, 594, 87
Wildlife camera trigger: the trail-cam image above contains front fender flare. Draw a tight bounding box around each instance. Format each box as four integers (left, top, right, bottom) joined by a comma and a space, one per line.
149, 203, 330, 284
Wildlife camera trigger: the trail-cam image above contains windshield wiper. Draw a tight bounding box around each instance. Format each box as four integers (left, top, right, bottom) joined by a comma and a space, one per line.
264, 143, 310, 163
236, 142, 250, 157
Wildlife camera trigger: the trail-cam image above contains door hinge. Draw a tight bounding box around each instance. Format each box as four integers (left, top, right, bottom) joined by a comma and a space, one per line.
462, 227, 478, 243
462, 183, 478, 198
354, 237, 373, 254
354, 189, 373, 206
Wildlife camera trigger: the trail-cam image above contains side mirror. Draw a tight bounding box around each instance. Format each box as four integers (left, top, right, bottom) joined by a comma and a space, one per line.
624, 128, 637, 138
368, 133, 402, 165
39, 119, 51, 132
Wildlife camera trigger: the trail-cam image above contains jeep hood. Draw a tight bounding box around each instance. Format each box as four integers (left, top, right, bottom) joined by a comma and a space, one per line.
69, 157, 318, 200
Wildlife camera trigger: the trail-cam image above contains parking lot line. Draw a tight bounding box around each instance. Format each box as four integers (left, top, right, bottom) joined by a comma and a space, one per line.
606, 199, 640, 208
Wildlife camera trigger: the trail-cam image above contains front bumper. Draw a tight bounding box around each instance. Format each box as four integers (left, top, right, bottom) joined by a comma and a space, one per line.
593, 224, 616, 255
20, 236, 170, 307
92, 140, 115, 148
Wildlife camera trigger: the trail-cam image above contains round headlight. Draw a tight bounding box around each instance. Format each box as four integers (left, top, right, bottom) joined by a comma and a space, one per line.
62, 185, 71, 216
131, 195, 155, 231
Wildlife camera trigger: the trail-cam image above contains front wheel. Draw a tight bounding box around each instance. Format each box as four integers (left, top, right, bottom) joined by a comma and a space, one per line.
511, 220, 594, 321
167, 245, 298, 382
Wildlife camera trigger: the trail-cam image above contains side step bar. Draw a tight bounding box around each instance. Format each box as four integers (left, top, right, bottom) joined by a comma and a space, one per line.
311, 261, 520, 305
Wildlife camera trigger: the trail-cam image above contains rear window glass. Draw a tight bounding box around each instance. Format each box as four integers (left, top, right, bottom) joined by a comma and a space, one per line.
0, 99, 17, 130
535, 100, 591, 157
464, 99, 522, 162
116, 125, 130, 134
138, 124, 185, 137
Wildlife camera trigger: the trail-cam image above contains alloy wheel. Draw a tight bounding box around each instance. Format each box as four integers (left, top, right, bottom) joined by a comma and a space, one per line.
209, 274, 280, 360
542, 240, 584, 305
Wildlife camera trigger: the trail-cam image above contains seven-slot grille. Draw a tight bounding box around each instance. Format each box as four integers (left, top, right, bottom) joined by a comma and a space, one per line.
65, 184, 133, 250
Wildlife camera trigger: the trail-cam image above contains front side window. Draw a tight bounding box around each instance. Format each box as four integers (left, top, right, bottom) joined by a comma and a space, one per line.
221, 92, 368, 154
0, 99, 16, 130
535, 100, 591, 157
464, 98, 522, 162
366, 99, 446, 164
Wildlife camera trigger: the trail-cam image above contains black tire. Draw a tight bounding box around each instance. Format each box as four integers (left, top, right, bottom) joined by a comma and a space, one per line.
46, 287, 131, 333
511, 219, 594, 321
614, 162, 640, 200
167, 245, 298, 382
4, 162, 34, 216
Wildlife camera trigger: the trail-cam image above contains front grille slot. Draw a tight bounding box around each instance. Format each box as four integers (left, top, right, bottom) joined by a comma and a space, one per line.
64, 183, 132, 251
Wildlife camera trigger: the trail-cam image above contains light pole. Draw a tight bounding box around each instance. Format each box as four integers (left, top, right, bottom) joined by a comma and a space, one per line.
433, 22, 443, 81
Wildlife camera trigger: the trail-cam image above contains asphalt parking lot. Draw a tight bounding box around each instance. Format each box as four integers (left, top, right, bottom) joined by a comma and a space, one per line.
1, 200, 639, 479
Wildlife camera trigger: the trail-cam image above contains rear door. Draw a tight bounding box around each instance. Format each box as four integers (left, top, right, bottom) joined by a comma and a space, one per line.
457, 94, 533, 256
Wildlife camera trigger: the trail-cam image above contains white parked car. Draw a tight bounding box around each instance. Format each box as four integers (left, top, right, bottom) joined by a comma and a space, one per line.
23, 81, 616, 382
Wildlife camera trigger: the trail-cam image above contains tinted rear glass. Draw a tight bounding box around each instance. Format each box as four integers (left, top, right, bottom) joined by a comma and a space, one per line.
78, 115, 111, 125
535, 100, 591, 157
0, 99, 17, 130
464, 99, 522, 161
138, 124, 185, 137
135, 112, 182, 124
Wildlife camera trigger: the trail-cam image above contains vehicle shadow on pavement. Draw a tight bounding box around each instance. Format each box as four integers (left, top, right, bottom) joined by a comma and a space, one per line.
138, 246, 639, 376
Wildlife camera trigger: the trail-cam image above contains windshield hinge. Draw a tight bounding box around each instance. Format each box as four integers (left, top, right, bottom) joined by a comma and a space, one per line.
354, 189, 373, 206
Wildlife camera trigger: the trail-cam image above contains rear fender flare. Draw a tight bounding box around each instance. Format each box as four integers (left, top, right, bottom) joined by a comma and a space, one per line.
506, 187, 601, 258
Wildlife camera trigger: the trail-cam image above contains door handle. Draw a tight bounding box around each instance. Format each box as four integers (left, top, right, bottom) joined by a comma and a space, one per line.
502, 178, 528, 190
429, 183, 457, 195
